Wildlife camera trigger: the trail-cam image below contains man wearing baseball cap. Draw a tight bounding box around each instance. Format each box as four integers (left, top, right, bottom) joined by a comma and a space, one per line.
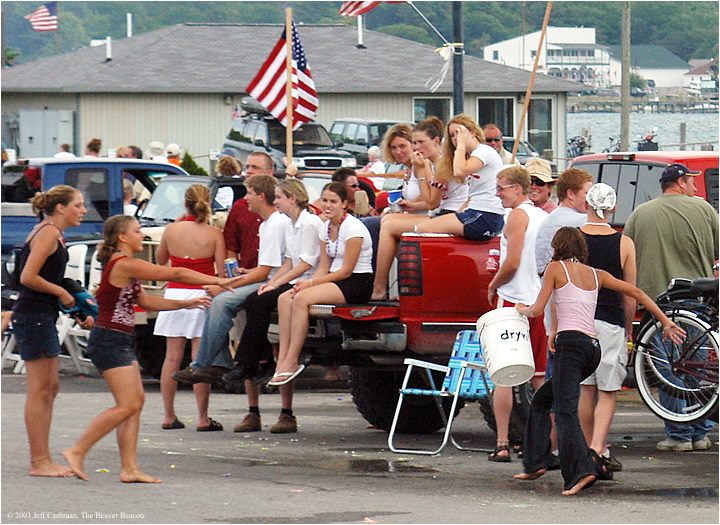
625, 163, 718, 452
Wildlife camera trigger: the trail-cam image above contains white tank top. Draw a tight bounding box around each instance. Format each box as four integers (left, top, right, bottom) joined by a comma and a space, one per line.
497, 201, 548, 304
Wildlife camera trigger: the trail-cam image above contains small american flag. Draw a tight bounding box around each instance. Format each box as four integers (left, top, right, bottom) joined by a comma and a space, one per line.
246, 22, 318, 130
339, 1, 381, 17
231, 103, 242, 120
24, 2, 58, 32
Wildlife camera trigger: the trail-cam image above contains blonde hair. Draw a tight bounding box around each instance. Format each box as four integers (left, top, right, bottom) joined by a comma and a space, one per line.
381, 123, 413, 164
497, 165, 531, 195
97, 215, 136, 265
185, 184, 211, 223
276, 178, 310, 212
436, 114, 485, 184
30, 185, 80, 219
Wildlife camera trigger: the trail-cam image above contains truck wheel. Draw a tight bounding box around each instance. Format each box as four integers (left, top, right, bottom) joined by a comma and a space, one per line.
350, 367, 461, 434
478, 382, 533, 447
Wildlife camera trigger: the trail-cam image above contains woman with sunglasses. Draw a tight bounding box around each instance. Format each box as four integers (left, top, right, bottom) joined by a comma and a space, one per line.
525, 158, 557, 213
415, 114, 505, 240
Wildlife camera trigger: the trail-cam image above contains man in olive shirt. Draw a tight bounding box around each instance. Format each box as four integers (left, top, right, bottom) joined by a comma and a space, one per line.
624, 163, 718, 452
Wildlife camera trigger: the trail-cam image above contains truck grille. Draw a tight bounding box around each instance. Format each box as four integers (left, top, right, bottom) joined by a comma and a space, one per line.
397, 241, 422, 296
135, 241, 166, 295
303, 157, 343, 169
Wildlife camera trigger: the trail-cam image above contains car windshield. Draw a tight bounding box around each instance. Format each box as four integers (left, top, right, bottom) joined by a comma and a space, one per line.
269, 123, 334, 148
140, 178, 211, 222
297, 174, 331, 205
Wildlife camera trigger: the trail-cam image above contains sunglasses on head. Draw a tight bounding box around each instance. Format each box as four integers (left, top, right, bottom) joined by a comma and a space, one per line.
530, 177, 549, 187
486, 137, 503, 143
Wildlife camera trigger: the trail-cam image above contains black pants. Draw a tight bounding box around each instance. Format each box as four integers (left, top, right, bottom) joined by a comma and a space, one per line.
233, 283, 292, 367
522, 330, 601, 490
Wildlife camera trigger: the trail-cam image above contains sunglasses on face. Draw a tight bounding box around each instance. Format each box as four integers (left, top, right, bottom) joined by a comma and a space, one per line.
530, 178, 548, 187
346, 183, 359, 188
486, 137, 503, 143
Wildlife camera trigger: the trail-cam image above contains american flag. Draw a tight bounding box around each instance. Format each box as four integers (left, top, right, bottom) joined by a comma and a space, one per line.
339, 1, 381, 17
24, 2, 58, 32
231, 103, 242, 120
246, 23, 318, 130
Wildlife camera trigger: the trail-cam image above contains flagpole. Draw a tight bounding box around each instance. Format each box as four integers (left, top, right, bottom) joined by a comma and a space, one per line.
511, 1, 552, 163
285, 8, 293, 168
55, 1, 60, 55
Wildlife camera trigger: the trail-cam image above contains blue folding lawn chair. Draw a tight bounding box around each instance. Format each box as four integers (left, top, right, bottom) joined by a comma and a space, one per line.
388, 330, 495, 455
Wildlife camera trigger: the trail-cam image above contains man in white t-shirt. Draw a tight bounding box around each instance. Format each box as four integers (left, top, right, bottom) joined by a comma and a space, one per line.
173, 175, 289, 400
487, 166, 549, 462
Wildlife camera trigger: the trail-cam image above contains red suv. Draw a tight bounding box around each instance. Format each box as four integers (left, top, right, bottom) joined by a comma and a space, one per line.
570, 151, 718, 227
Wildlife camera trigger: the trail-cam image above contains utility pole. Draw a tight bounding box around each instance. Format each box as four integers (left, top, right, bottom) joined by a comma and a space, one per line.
621, 2, 631, 151
452, 2, 464, 115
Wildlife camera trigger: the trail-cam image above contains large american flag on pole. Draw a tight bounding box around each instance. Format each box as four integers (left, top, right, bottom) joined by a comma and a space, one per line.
246, 23, 318, 130
24, 2, 58, 32
339, 1, 382, 17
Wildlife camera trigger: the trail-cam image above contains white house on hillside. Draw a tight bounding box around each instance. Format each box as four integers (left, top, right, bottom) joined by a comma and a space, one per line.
483, 27, 612, 87
683, 59, 717, 95
608, 45, 690, 89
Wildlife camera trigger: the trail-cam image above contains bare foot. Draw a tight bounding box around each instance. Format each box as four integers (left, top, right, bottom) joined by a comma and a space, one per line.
120, 470, 162, 483
370, 289, 387, 301
514, 468, 546, 481
62, 448, 89, 481
29, 457, 75, 478
561, 474, 596, 496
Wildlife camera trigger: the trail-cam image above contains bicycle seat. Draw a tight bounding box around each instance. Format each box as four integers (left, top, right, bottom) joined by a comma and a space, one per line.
690, 277, 718, 294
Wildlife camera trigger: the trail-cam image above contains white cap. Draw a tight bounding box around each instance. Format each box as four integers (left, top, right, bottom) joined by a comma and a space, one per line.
165, 143, 181, 157
586, 182, 616, 219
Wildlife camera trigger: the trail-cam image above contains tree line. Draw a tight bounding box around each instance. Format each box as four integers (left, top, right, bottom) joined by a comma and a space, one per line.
3, 1, 718, 66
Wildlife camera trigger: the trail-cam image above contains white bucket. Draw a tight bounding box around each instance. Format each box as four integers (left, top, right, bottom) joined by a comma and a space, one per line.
476, 307, 535, 387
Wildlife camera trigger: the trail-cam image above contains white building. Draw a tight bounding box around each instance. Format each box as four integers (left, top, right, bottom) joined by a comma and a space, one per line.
483, 27, 612, 87
683, 59, 717, 95
607, 45, 690, 89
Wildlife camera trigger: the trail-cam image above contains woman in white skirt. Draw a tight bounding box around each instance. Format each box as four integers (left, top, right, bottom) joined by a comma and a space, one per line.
153, 185, 227, 431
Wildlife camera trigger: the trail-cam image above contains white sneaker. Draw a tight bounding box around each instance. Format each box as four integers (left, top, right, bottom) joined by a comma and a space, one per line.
692, 437, 712, 450
656, 437, 693, 451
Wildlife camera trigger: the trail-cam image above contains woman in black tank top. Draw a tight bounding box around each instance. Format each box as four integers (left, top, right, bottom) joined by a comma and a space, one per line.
11, 185, 89, 477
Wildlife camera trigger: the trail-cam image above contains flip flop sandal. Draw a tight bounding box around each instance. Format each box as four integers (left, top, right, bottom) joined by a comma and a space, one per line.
196, 418, 224, 432
161, 417, 185, 430
267, 364, 306, 386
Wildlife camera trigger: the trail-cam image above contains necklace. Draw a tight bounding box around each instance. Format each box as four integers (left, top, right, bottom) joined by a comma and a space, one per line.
326, 211, 348, 260
583, 222, 612, 227
565, 257, 580, 263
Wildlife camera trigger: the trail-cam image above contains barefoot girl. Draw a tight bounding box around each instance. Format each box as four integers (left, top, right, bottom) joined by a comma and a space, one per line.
13, 185, 92, 477
63, 215, 238, 482
513, 227, 685, 495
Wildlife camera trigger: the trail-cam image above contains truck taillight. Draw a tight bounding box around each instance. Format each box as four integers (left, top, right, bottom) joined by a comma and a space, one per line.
397, 241, 422, 296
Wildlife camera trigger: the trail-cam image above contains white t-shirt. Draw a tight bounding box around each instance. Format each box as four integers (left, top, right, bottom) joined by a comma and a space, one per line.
258, 211, 291, 280
497, 201, 548, 304
439, 178, 469, 212
123, 203, 138, 216
319, 213, 373, 274
467, 143, 505, 214
284, 209, 323, 283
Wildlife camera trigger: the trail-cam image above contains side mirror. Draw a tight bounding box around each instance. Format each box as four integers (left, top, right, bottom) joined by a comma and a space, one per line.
254, 139, 266, 148
335, 139, 344, 149
355, 137, 367, 146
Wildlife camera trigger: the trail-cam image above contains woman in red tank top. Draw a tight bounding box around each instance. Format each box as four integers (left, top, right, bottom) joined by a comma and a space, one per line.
153, 184, 227, 432
62, 215, 237, 483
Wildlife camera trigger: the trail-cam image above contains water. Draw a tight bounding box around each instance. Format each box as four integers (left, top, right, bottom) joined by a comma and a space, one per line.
567, 111, 719, 152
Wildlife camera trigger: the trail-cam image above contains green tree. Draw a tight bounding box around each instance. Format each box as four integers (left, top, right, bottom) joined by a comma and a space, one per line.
629, 72, 646, 90
181, 153, 208, 176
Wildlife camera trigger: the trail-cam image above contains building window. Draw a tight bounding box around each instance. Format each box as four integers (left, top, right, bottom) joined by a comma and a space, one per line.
477, 98, 515, 137
588, 49, 595, 57
528, 98, 553, 156
531, 50, 536, 58
413, 97, 451, 123
493, 50, 499, 61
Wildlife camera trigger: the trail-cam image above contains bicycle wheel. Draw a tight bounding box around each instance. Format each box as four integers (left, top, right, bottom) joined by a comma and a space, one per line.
634, 312, 719, 424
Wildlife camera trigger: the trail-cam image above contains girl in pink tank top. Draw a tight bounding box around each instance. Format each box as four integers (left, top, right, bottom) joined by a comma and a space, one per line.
514, 227, 685, 496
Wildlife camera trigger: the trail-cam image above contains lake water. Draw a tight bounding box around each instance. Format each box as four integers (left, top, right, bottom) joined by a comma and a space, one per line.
567, 111, 719, 152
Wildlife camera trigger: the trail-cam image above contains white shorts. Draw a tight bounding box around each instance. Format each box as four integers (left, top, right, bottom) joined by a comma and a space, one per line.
581, 319, 628, 391
153, 288, 208, 339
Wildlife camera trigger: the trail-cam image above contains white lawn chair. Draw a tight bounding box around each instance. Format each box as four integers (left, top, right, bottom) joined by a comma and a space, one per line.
64, 244, 88, 287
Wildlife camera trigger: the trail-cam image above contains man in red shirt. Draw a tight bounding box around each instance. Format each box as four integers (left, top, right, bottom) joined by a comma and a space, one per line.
223, 152, 275, 270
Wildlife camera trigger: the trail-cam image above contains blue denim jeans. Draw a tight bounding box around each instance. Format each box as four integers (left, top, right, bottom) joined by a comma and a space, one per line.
661, 390, 716, 442
190, 282, 263, 370
523, 330, 601, 491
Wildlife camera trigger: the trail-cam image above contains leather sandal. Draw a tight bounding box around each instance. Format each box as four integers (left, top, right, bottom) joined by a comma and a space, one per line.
488, 443, 511, 462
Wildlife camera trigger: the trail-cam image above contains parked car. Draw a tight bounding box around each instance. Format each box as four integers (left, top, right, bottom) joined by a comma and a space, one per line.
597, 88, 621, 97
329, 118, 412, 165
221, 97, 355, 175
502, 137, 558, 173
630, 87, 647, 97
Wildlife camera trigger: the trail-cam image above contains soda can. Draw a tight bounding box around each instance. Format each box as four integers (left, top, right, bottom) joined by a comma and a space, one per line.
486, 249, 500, 273
224, 257, 240, 278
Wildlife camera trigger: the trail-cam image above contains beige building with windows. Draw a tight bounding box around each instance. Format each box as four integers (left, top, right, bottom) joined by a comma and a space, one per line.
2, 23, 581, 170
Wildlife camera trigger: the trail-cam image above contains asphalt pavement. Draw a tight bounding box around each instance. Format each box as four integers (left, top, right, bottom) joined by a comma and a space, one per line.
1, 367, 718, 524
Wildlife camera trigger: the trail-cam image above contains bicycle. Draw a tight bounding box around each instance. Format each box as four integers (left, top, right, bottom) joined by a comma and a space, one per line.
566, 136, 588, 159
602, 137, 621, 153
633, 277, 719, 424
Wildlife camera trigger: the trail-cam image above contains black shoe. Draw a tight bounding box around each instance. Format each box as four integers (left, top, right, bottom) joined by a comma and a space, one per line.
250, 360, 276, 386
223, 364, 257, 388
603, 450, 623, 472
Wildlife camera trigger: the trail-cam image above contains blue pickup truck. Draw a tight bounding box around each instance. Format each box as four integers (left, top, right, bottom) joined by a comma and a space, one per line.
1, 157, 189, 309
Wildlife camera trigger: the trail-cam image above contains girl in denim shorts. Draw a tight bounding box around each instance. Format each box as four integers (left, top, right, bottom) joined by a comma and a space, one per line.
12, 185, 91, 478
62, 215, 238, 483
